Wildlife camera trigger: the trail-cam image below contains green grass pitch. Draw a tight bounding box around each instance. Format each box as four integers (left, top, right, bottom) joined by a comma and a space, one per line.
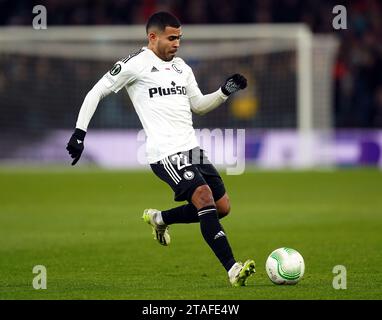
0, 168, 381, 299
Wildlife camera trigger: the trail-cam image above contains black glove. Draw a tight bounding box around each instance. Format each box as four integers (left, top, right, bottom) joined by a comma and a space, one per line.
221, 74, 247, 96
66, 128, 86, 165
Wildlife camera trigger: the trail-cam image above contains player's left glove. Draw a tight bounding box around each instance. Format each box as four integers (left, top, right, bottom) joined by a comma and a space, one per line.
66, 128, 86, 165
221, 74, 247, 96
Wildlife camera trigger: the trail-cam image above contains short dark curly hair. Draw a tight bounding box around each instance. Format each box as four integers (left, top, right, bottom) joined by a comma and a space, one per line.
146, 12, 181, 34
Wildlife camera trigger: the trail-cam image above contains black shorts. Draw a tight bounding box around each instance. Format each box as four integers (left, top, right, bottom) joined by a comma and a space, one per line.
150, 147, 226, 202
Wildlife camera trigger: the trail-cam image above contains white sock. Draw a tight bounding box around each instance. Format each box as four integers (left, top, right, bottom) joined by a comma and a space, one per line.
228, 262, 240, 277
155, 211, 165, 225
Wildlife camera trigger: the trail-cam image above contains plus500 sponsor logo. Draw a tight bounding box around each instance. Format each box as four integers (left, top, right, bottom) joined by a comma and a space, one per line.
148, 86, 186, 98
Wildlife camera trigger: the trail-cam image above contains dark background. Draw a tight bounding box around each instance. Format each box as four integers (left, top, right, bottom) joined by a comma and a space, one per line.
1, 0, 381, 128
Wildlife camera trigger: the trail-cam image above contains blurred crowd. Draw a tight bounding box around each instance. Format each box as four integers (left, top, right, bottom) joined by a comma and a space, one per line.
1, 0, 382, 128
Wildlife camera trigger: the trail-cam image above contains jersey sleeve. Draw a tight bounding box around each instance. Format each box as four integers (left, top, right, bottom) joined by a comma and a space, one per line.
185, 67, 203, 99
184, 62, 228, 115
100, 59, 139, 93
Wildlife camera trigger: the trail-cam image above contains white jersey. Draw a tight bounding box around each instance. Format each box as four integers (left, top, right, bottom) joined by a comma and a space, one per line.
100, 47, 203, 164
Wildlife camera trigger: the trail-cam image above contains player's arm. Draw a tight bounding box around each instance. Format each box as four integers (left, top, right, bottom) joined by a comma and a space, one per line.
189, 73, 247, 116
66, 80, 112, 165
66, 60, 138, 165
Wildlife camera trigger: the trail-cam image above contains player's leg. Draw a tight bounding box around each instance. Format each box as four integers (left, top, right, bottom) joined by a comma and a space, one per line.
145, 149, 228, 229
191, 184, 255, 286
191, 184, 235, 272
194, 149, 256, 285
195, 147, 231, 219
142, 148, 231, 247
159, 193, 230, 225
143, 154, 207, 245
143, 151, 230, 244
144, 152, 255, 285
215, 193, 230, 219
159, 148, 231, 224
161, 203, 198, 224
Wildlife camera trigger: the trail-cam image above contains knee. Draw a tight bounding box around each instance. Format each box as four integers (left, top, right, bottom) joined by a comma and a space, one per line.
216, 194, 231, 219
217, 201, 231, 219
191, 185, 215, 208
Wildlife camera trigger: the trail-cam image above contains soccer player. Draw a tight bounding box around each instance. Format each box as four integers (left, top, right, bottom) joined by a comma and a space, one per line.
66, 12, 255, 286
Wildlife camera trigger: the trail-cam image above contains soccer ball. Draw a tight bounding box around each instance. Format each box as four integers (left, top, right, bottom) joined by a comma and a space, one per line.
265, 247, 305, 285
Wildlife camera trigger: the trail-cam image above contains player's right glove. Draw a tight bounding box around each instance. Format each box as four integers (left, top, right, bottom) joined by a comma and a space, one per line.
221, 74, 248, 96
66, 128, 86, 165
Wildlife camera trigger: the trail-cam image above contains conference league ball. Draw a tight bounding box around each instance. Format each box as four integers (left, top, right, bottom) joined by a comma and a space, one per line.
266, 247, 305, 285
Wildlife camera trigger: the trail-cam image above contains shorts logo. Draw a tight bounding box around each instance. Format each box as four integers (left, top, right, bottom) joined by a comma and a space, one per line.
183, 170, 194, 180
110, 63, 121, 76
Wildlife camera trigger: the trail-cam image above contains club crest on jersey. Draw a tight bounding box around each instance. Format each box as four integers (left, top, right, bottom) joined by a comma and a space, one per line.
109, 63, 121, 76
148, 84, 186, 98
172, 64, 182, 74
